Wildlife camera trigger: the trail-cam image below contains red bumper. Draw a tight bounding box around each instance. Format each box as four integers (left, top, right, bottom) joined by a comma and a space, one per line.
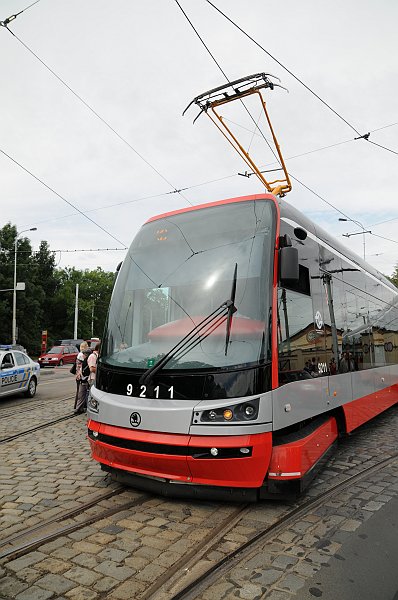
88, 419, 272, 488
268, 416, 338, 480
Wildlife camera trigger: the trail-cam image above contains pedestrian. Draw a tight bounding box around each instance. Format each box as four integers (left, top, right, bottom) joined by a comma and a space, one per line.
88, 342, 100, 388
310, 357, 318, 374
72, 341, 89, 410
339, 351, 354, 373
74, 346, 91, 414
329, 357, 337, 375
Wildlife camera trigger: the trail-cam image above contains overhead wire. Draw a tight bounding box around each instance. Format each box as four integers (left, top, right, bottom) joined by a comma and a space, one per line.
0, 147, 127, 247
369, 232, 398, 246
173, 0, 372, 227
173, 0, 280, 163
288, 173, 356, 222
1, 247, 128, 254
366, 139, 398, 156
204, 0, 398, 161
0, 0, 41, 26
18, 119, 398, 231
0, 10, 193, 207
19, 172, 238, 231
203, 0, 361, 136
2, 3, 396, 255
370, 215, 398, 227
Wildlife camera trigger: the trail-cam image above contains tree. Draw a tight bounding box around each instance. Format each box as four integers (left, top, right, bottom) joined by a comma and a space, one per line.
390, 266, 398, 288
0, 223, 115, 354
49, 267, 114, 344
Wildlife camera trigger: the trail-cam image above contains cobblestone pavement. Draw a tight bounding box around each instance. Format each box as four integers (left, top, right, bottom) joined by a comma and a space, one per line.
0, 374, 76, 439
0, 393, 397, 599
0, 398, 75, 440
0, 414, 121, 542
191, 405, 398, 600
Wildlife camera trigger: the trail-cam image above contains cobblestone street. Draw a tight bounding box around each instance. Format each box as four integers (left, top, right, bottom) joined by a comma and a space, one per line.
1, 374, 398, 599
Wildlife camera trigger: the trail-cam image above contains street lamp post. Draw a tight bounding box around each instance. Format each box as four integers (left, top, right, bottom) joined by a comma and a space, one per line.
338, 218, 371, 261
12, 227, 37, 345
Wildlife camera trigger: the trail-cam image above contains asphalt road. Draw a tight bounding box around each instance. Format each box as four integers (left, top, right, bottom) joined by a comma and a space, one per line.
295, 494, 398, 600
0, 364, 76, 409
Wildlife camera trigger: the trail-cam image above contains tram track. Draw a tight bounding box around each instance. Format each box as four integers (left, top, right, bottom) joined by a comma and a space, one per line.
0, 411, 79, 444
0, 394, 74, 419
142, 450, 398, 600
0, 487, 149, 562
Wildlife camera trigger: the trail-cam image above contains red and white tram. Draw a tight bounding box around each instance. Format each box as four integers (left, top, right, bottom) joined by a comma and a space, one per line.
87, 194, 398, 500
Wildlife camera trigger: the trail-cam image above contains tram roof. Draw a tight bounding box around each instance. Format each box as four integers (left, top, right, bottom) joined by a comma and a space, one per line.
279, 198, 397, 295
145, 193, 397, 295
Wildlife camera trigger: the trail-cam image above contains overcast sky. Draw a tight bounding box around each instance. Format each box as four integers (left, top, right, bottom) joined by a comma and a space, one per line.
1, 0, 397, 276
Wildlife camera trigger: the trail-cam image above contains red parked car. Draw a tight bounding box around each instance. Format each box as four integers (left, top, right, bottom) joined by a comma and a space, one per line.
38, 345, 78, 367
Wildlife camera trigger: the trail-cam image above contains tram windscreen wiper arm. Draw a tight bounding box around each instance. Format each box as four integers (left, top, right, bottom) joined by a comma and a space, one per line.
225, 263, 238, 356
139, 302, 230, 386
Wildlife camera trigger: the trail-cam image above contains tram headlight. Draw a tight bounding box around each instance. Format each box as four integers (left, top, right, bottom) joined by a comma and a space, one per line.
88, 395, 99, 413
197, 398, 259, 423
244, 405, 255, 417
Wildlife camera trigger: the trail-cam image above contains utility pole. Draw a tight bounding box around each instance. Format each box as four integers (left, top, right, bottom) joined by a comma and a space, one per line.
12, 227, 37, 344
91, 300, 95, 338
74, 284, 79, 339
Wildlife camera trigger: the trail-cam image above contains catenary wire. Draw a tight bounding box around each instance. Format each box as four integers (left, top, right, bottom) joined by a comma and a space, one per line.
204, 0, 398, 161
370, 216, 398, 227
0, 0, 41, 25
173, 0, 281, 163
3, 4, 396, 232
19, 173, 237, 231
369, 232, 398, 245
173, 1, 373, 228
18, 120, 398, 230
203, 0, 362, 136
3, 7, 395, 253
288, 173, 357, 222
367, 139, 398, 156
0, 147, 127, 247
0, 248, 128, 254
0, 19, 193, 207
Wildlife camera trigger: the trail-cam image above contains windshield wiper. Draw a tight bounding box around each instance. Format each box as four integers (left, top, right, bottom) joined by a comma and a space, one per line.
140, 265, 238, 386
225, 263, 237, 355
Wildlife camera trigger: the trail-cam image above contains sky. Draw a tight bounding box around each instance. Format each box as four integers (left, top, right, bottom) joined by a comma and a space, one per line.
1, 0, 397, 276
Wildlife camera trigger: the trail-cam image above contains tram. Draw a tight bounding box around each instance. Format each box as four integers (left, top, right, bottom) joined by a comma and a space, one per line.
87, 75, 398, 499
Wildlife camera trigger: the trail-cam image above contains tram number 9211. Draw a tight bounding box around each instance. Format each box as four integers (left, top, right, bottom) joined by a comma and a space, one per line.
126, 384, 174, 399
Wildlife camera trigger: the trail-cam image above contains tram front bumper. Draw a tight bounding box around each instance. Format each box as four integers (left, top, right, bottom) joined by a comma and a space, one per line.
88, 419, 272, 488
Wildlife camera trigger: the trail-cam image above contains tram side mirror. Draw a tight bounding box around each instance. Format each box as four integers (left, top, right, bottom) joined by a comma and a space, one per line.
279, 246, 299, 282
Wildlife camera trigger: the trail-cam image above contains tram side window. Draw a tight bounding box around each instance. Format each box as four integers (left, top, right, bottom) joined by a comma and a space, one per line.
342, 261, 372, 371
278, 288, 319, 383
384, 309, 398, 366
379, 289, 398, 366
370, 286, 398, 367
368, 294, 386, 367
320, 255, 347, 376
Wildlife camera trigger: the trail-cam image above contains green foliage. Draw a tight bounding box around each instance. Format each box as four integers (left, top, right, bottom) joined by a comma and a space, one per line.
390, 266, 398, 289
0, 223, 115, 354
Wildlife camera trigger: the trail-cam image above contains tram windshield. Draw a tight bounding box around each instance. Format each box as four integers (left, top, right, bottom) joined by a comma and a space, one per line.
102, 199, 276, 372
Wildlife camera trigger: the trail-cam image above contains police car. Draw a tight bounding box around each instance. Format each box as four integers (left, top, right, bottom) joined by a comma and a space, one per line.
0, 345, 40, 399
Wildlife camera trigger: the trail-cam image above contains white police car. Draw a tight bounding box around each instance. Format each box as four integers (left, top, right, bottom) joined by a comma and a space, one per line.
0, 345, 40, 399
